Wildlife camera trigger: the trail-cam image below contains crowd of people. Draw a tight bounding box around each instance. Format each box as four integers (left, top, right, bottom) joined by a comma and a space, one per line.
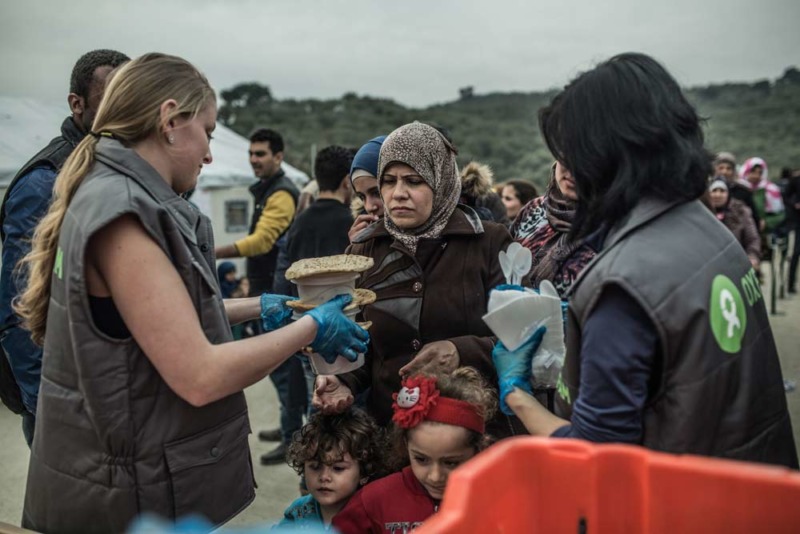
0, 48, 798, 534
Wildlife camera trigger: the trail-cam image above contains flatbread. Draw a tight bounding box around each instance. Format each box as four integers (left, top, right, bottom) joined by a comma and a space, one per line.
287, 288, 377, 312
285, 254, 374, 281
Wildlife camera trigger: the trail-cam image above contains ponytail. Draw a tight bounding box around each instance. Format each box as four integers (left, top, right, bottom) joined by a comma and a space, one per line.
14, 136, 99, 345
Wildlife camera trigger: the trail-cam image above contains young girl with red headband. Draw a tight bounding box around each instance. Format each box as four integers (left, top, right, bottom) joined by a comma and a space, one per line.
332, 367, 496, 533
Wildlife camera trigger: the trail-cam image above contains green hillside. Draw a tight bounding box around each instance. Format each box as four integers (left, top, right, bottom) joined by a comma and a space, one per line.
219, 67, 800, 190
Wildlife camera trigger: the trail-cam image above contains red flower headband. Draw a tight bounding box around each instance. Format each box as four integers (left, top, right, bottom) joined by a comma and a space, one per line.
391, 375, 485, 434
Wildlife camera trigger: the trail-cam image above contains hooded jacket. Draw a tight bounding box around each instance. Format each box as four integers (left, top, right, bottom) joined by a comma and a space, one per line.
459, 162, 508, 226
711, 198, 761, 261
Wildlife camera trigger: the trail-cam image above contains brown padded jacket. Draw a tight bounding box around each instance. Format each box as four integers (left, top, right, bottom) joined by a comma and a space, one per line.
341, 205, 527, 438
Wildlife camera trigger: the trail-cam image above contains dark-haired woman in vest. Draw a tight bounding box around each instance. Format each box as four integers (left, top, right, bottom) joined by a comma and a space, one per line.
493, 52, 797, 468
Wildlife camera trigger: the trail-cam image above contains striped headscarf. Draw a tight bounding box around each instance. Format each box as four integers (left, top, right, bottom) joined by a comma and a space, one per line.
378, 122, 461, 254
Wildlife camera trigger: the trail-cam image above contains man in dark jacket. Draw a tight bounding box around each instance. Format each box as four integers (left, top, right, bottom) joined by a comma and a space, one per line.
0, 49, 129, 446
259, 146, 355, 465
215, 128, 300, 294
215, 129, 301, 459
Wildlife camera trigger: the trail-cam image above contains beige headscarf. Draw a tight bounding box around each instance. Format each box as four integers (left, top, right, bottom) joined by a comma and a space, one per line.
378, 122, 461, 254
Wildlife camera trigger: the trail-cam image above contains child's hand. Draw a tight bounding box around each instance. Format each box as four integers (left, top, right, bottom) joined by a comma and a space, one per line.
312, 375, 354, 415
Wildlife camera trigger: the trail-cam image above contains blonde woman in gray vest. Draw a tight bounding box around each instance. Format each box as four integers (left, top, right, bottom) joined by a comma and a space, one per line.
13, 53, 368, 533
492, 52, 797, 469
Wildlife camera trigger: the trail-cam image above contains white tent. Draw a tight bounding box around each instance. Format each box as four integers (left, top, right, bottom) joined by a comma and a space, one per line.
0, 96, 310, 271
0, 96, 309, 192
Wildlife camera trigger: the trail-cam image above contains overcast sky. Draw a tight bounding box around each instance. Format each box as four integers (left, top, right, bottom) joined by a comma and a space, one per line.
1, 0, 798, 108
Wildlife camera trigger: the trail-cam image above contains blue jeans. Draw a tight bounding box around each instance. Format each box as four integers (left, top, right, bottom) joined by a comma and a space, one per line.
269, 354, 307, 444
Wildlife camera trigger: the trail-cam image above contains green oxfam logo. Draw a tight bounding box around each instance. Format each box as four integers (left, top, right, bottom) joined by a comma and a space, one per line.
709, 275, 746, 353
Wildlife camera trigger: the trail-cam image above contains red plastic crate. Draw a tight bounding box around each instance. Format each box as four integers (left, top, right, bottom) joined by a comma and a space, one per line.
418, 437, 800, 533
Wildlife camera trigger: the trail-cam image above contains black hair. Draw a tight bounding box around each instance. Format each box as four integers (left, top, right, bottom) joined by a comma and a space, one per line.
70, 49, 129, 100
249, 128, 284, 154
504, 180, 539, 205
287, 408, 387, 483
539, 52, 712, 239
315, 145, 355, 192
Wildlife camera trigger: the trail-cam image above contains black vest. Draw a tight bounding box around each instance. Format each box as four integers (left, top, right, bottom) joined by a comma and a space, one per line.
0, 117, 84, 241
557, 198, 797, 468
0, 117, 84, 415
245, 170, 299, 294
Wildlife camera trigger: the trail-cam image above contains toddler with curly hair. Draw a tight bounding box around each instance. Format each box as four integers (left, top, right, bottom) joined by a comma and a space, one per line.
278, 408, 386, 529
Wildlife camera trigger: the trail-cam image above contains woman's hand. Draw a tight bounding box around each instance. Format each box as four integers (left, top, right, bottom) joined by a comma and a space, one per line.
312, 375, 354, 414
307, 294, 370, 363
260, 293, 297, 332
492, 326, 547, 415
348, 214, 379, 242
399, 340, 460, 378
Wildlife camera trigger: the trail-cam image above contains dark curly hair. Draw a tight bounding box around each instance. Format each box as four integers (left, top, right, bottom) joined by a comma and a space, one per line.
287, 408, 387, 482
387, 367, 497, 472
70, 49, 129, 99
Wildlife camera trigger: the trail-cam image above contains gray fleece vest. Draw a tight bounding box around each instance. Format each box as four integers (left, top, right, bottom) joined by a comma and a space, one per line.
23, 139, 255, 533
556, 198, 797, 468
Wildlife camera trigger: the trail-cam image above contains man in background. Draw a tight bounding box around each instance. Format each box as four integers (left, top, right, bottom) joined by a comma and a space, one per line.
264, 145, 355, 469
215, 128, 299, 295
215, 128, 301, 462
0, 49, 129, 446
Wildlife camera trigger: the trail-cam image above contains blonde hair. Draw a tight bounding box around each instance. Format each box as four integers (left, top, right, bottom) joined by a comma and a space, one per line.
15, 53, 215, 345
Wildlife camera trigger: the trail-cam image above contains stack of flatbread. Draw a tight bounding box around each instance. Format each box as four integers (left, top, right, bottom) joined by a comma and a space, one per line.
285, 254, 374, 281
285, 255, 376, 330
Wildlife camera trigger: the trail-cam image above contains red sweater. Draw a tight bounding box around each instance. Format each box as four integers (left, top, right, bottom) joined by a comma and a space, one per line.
332, 467, 438, 533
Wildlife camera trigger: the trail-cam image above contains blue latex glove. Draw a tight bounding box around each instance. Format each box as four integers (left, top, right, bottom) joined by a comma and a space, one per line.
494, 283, 526, 292
260, 294, 298, 333
307, 294, 370, 364
492, 325, 547, 416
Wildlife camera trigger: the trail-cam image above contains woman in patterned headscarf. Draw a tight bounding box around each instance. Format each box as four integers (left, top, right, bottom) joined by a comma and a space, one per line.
510, 162, 598, 297
313, 122, 528, 439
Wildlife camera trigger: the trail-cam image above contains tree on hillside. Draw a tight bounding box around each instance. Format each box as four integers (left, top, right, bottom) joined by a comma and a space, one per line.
217, 66, 800, 179
219, 83, 274, 126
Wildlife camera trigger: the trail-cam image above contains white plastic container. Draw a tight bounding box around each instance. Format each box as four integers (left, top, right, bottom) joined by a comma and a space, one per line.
292, 272, 360, 305
307, 350, 365, 375
291, 271, 366, 374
